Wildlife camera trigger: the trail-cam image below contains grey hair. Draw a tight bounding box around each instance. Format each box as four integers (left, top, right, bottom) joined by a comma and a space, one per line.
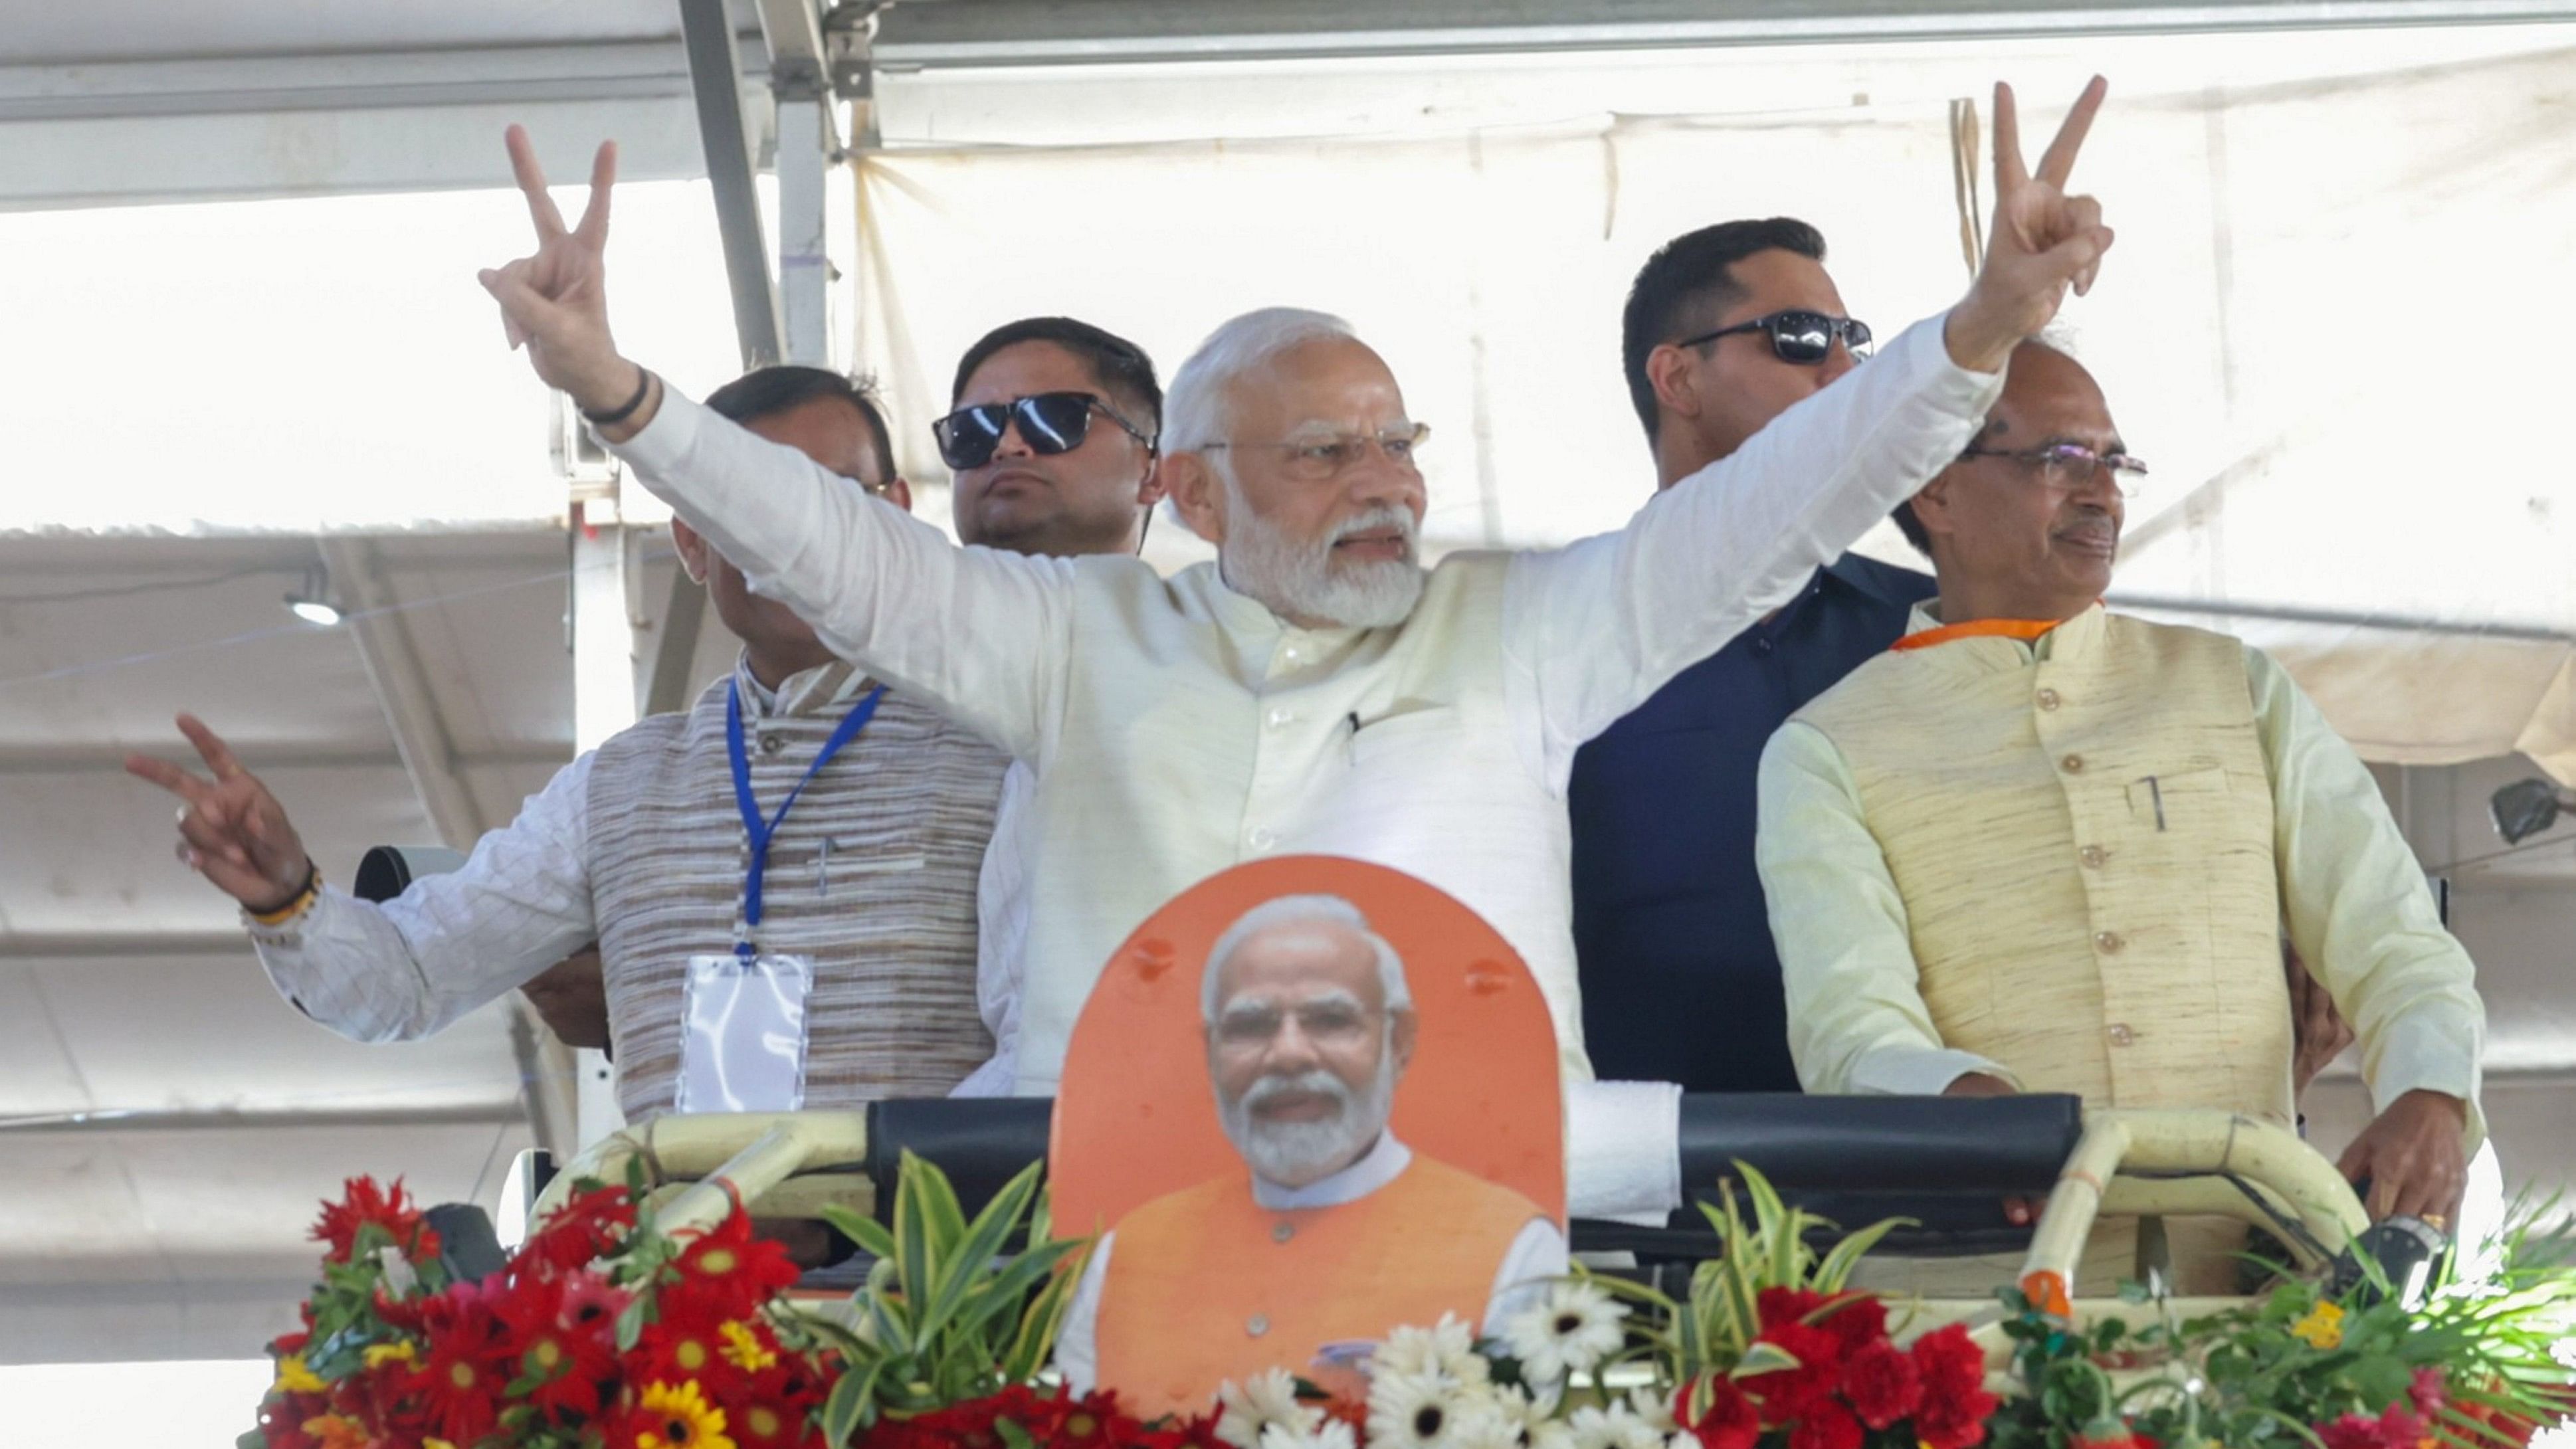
1161, 308, 1359, 530
1201, 893, 1414, 1022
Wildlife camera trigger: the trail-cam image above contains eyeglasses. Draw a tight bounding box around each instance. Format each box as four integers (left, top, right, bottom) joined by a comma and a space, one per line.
1674, 310, 1874, 365
1199, 423, 1431, 482
1960, 441, 2148, 494
931, 391, 1155, 471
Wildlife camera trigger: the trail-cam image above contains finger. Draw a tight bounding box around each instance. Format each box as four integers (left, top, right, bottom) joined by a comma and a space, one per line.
573, 140, 617, 244
504, 124, 570, 241
176, 808, 250, 868
479, 266, 542, 350
124, 753, 209, 803
1991, 81, 2030, 192
2034, 74, 2110, 191
175, 712, 248, 782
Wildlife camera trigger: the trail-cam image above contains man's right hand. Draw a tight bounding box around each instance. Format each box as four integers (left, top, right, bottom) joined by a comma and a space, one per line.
478, 126, 652, 429
1944, 1070, 2044, 1228
126, 714, 314, 914
1945, 76, 2117, 374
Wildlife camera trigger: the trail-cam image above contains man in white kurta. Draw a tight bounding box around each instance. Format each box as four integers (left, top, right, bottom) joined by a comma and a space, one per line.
474, 91, 2115, 1091
1758, 343, 2484, 1285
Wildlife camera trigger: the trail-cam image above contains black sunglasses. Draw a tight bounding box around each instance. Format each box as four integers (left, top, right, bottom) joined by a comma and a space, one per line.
931, 391, 1155, 471
1674, 309, 1873, 365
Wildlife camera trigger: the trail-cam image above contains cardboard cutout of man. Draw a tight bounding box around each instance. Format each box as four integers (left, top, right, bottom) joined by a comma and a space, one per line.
1054, 895, 1565, 1413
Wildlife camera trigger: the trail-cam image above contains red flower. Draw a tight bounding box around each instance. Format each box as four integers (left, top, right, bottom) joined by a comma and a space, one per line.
1813, 1294, 1888, 1353
1679, 1375, 1762, 1449
495, 1270, 620, 1420
2071, 1428, 2156, 1449
559, 1270, 635, 1336
634, 1317, 761, 1401
1840, 1337, 1924, 1429
1741, 1321, 1847, 1426
1910, 1325, 1998, 1449
2318, 1404, 2428, 1449
1790, 1402, 1866, 1449
311, 1176, 440, 1265
1757, 1288, 1827, 1331
660, 1210, 803, 1325
523, 1182, 641, 1273
406, 1279, 516, 1445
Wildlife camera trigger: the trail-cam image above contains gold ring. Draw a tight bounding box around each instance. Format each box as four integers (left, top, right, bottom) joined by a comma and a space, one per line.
2421, 1212, 2448, 1230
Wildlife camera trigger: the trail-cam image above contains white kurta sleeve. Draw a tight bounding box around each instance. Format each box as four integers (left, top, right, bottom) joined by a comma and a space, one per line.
1757, 720, 2015, 1096
2249, 647, 2487, 1146
607, 391, 1077, 761
1505, 314, 2004, 783
250, 751, 602, 1042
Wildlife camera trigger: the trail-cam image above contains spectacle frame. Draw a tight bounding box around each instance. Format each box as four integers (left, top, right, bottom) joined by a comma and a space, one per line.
1959, 441, 2148, 494
932, 391, 1155, 471
1198, 423, 1432, 483
1673, 309, 1874, 365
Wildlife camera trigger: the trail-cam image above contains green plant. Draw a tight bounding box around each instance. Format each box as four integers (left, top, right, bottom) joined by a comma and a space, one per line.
800, 1153, 1093, 1447
1985, 1205, 2576, 1449
1598, 1162, 1909, 1390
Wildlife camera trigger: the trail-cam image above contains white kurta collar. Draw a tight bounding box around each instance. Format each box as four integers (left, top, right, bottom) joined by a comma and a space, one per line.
1249, 1131, 1412, 1210
731, 652, 871, 721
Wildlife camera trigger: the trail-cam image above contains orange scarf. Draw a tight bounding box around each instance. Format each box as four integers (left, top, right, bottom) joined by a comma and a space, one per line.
1889, 615, 2068, 652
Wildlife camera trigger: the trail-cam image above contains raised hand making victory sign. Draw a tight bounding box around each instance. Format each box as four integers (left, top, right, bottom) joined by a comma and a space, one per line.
477, 126, 652, 429
126, 714, 316, 916
1942, 76, 2114, 373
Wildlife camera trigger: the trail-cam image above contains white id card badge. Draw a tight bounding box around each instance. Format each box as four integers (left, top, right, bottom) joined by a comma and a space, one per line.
676, 952, 815, 1113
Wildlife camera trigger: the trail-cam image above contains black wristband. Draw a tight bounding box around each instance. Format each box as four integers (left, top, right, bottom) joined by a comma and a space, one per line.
247, 857, 320, 921
580, 366, 653, 427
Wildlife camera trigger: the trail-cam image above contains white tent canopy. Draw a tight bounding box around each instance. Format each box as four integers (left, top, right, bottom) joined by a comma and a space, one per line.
848, 30, 2576, 777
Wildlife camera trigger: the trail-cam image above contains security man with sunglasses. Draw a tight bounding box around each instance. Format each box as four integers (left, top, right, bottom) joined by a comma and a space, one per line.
477, 80, 2116, 1096
1567, 217, 1928, 1099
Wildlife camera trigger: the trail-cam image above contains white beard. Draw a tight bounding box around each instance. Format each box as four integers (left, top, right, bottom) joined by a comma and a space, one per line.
1221, 496, 1425, 630
1218, 1062, 1399, 1190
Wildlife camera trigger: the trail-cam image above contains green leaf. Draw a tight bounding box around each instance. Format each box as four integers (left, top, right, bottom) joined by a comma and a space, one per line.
912, 1160, 1046, 1349
823, 1360, 884, 1448
1728, 1341, 1801, 1379
819, 1203, 900, 1264
997, 1418, 1038, 1449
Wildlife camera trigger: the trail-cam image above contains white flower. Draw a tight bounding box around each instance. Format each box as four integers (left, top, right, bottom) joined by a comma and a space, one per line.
1374, 1314, 1490, 1387
1500, 1281, 1627, 1387
1370, 1365, 1472, 1449
1449, 1383, 1555, 1449
1262, 1420, 1357, 1449
1623, 1388, 1676, 1436
1219, 1368, 1318, 1449
1565, 1404, 1665, 1449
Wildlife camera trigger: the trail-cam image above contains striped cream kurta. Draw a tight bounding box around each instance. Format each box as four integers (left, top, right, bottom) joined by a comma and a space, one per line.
587, 664, 1005, 1119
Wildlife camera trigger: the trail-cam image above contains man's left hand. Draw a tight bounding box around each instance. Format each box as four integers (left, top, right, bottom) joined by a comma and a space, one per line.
2335, 1088, 2468, 1225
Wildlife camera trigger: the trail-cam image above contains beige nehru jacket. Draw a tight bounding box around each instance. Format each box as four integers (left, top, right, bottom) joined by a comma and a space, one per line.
1758, 604, 2484, 1135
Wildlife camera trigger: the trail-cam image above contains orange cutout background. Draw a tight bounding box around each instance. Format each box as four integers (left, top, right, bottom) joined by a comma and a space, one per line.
1049, 855, 1565, 1240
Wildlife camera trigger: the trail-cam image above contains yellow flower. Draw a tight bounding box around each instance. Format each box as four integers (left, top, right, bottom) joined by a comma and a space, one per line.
427, 1440, 459, 1449
638, 1379, 737, 1449
720, 1319, 779, 1372
2289, 1302, 2346, 1350
364, 1339, 419, 1369
272, 1355, 325, 1395
301, 1416, 370, 1449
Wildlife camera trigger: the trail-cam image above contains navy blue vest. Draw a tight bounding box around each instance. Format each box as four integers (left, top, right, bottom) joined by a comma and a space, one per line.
1568, 553, 1935, 1092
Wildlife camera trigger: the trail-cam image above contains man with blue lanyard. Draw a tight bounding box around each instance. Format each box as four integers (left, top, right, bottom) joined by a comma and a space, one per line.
130, 366, 1017, 1121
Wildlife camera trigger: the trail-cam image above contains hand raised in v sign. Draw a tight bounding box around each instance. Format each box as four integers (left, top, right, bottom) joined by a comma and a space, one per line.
1945, 76, 2117, 373
478, 126, 654, 428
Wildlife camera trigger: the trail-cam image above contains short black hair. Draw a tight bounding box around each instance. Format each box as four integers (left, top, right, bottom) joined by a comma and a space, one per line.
705, 365, 896, 483
1621, 217, 1828, 446
951, 317, 1163, 437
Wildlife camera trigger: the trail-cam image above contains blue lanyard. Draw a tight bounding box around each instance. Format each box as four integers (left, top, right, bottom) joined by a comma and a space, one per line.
725, 680, 886, 957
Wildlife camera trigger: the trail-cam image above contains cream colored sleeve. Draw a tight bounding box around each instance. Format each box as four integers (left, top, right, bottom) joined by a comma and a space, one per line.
2249, 648, 2487, 1148
1757, 720, 2015, 1096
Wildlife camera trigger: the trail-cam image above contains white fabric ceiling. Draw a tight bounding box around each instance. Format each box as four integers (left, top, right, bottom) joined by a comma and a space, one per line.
850, 29, 2576, 777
